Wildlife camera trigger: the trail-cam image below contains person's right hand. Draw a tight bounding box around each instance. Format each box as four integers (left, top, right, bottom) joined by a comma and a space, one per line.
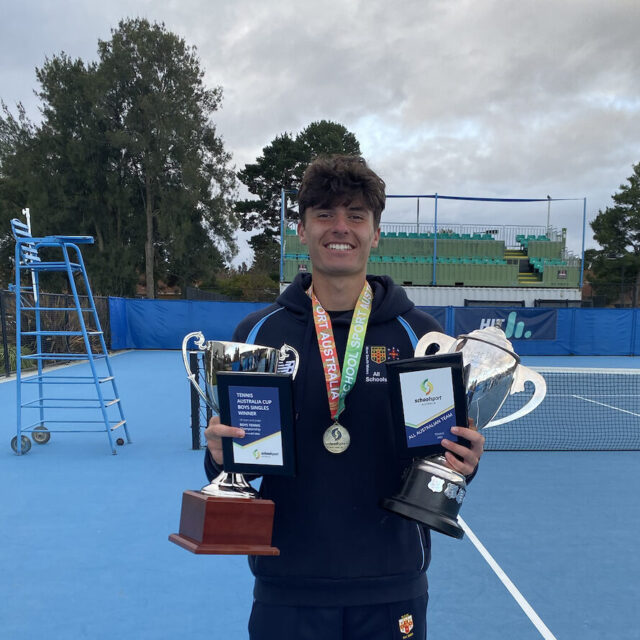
204, 416, 245, 465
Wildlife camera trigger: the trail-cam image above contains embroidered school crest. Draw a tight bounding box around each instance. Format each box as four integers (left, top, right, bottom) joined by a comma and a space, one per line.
364, 346, 389, 383
398, 613, 414, 635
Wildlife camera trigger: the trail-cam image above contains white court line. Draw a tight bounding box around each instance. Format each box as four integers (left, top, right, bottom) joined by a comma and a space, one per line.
459, 516, 558, 640
0, 350, 133, 385
572, 394, 640, 418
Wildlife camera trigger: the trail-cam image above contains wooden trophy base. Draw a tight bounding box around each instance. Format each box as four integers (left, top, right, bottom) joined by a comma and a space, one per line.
169, 490, 279, 555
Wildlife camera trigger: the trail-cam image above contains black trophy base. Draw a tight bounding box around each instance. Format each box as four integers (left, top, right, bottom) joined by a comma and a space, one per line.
382, 497, 464, 539
383, 459, 467, 539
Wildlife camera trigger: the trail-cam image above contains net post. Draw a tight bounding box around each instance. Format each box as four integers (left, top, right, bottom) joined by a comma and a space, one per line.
189, 351, 201, 450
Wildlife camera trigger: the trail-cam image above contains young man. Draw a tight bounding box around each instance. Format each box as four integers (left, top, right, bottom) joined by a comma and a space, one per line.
205, 155, 484, 640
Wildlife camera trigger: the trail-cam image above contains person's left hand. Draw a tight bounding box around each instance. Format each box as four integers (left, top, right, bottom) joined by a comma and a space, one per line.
441, 419, 484, 476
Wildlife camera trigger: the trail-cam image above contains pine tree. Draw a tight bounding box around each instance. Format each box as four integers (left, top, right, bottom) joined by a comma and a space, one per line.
589, 162, 640, 306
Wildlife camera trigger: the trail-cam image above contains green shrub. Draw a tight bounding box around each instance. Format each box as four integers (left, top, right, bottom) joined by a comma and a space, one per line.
1, 344, 34, 373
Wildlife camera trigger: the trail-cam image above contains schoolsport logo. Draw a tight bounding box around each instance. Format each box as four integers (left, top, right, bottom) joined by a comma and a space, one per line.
253, 449, 261, 460
420, 379, 434, 395
414, 378, 441, 404
479, 311, 532, 339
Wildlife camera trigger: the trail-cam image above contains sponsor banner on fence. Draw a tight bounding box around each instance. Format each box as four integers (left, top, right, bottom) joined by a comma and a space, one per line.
454, 308, 557, 341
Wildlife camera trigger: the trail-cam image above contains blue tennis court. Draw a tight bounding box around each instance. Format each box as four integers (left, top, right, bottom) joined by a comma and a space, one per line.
1, 350, 639, 639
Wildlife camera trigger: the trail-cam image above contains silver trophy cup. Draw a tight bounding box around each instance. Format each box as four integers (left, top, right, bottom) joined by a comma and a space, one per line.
182, 331, 299, 499
383, 325, 546, 538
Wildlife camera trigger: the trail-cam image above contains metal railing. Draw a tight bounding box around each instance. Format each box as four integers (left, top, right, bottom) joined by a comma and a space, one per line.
285, 221, 564, 249
378, 222, 564, 249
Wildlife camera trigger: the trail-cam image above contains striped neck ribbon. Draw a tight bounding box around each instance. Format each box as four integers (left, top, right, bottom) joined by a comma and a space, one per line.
310, 282, 373, 421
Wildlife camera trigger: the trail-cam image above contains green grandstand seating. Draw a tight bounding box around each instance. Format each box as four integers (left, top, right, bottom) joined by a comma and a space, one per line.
371, 234, 506, 259
541, 264, 579, 287
527, 240, 563, 259
283, 251, 566, 287
282, 223, 574, 287
283, 256, 311, 282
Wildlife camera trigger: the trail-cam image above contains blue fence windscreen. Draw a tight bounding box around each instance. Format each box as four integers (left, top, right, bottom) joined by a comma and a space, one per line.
109, 298, 640, 356
109, 298, 270, 350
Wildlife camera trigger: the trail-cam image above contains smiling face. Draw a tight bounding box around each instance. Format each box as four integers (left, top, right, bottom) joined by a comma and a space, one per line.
297, 196, 380, 282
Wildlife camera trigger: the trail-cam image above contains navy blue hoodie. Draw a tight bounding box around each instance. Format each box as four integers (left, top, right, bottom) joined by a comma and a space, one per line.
205, 273, 443, 607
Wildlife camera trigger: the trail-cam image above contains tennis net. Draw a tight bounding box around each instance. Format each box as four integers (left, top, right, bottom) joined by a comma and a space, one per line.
189, 359, 640, 451
485, 367, 640, 450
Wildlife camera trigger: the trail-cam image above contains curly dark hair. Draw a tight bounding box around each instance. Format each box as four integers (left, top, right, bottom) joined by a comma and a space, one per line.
297, 155, 386, 227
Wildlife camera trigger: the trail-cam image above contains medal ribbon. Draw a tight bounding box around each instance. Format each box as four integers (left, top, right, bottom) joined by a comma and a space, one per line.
311, 282, 373, 422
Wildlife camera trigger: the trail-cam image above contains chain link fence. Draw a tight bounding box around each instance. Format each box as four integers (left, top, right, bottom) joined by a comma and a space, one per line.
0, 289, 111, 377
582, 278, 639, 308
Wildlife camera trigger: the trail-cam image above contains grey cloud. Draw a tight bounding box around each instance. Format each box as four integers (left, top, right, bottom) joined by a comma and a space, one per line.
1, 0, 639, 258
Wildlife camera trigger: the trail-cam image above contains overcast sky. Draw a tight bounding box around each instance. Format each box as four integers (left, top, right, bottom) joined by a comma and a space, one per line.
2, 0, 639, 261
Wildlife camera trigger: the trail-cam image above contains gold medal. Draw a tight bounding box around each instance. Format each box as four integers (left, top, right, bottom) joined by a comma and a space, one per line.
323, 422, 350, 454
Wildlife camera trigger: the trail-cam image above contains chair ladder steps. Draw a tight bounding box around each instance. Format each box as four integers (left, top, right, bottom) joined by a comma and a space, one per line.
20, 330, 103, 336
21, 353, 108, 360
21, 306, 95, 312
11, 215, 130, 455
21, 375, 115, 384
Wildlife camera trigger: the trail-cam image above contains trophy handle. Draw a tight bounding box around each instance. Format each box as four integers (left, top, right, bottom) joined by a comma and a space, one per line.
414, 331, 458, 357
485, 366, 547, 427
182, 331, 214, 413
